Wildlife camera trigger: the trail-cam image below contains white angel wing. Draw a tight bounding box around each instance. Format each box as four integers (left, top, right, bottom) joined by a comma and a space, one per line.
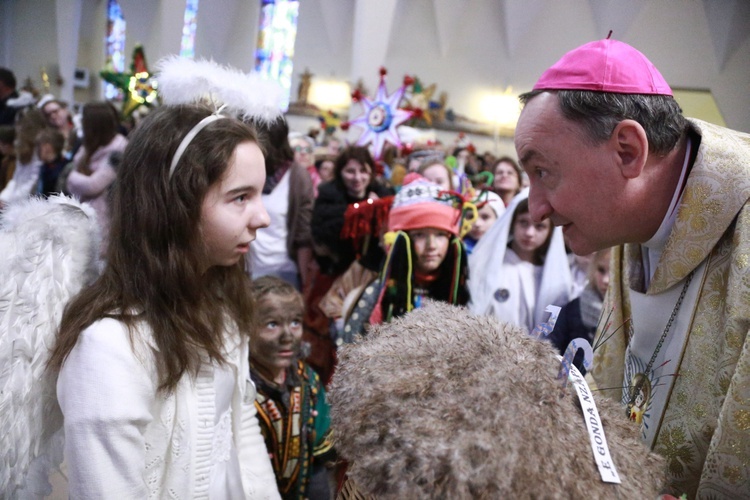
0, 195, 101, 498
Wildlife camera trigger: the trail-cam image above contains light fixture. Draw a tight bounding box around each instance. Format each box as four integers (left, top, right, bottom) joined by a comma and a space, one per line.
479, 86, 520, 129
308, 80, 352, 111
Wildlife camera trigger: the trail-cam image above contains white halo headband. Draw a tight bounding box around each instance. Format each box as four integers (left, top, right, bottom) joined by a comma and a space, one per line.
156, 56, 285, 180
168, 108, 225, 180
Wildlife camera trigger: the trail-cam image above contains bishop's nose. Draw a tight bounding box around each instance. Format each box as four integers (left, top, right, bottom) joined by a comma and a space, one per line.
528, 187, 552, 223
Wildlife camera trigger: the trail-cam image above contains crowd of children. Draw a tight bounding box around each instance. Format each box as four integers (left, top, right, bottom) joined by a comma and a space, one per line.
0, 62, 612, 500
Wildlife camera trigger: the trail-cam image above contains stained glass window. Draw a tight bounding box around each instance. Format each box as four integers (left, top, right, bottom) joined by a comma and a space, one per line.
104, 0, 126, 100
254, 0, 299, 110
180, 0, 200, 59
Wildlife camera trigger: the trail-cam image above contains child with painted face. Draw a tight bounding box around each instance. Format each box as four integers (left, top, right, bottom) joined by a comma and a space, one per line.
249, 276, 334, 500
48, 101, 281, 499
340, 175, 470, 342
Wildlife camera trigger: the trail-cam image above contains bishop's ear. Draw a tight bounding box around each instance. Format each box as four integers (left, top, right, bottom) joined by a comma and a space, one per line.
611, 119, 648, 179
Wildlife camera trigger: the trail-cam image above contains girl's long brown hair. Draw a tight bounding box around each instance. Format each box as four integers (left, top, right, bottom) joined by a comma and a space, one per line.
15, 107, 47, 164
77, 101, 119, 174
48, 104, 259, 392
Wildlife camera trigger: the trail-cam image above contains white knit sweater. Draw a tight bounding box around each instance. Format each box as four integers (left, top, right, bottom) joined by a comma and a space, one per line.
57, 317, 280, 499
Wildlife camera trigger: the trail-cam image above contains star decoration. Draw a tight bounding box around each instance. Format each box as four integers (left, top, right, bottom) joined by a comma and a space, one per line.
318, 110, 342, 136
405, 77, 437, 126
100, 44, 159, 116
344, 67, 415, 161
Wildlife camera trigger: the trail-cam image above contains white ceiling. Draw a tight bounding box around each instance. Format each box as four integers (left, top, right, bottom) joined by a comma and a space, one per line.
292, 0, 750, 132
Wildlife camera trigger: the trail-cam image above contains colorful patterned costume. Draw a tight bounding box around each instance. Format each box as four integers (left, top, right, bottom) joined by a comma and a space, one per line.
341, 231, 469, 343
252, 360, 334, 500
590, 119, 750, 498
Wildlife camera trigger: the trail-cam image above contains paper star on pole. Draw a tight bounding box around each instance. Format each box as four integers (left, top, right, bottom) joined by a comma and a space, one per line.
100, 44, 159, 116
343, 68, 415, 160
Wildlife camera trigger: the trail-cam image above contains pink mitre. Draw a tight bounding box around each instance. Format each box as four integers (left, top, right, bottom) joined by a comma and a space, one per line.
533, 37, 672, 96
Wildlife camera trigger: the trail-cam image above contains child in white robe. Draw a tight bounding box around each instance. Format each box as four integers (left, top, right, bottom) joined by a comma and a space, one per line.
469, 189, 572, 333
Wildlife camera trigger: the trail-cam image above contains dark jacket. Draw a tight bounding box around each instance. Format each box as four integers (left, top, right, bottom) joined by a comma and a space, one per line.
548, 297, 595, 373
0, 90, 19, 126
286, 162, 314, 260
311, 180, 393, 276
38, 157, 68, 197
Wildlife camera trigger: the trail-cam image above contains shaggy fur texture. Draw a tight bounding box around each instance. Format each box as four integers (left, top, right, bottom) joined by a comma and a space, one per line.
328, 302, 665, 499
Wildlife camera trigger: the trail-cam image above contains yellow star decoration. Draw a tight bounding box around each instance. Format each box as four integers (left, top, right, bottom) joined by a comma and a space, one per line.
100, 44, 158, 117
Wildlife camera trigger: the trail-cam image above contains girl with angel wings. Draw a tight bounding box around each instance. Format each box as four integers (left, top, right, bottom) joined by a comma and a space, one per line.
2, 58, 285, 499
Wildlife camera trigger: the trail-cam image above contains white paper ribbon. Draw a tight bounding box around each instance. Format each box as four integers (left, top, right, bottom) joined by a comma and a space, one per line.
568, 364, 621, 484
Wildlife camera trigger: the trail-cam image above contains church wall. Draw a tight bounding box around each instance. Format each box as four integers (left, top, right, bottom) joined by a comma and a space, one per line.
1, 0, 748, 137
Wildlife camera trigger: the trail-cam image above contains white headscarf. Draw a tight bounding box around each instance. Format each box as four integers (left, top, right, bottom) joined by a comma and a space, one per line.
468, 188, 572, 331
479, 189, 506, 218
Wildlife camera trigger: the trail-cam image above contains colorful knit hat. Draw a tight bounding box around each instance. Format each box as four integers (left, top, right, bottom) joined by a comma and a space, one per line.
533, 37, 672, 96
388, 174, 462, 236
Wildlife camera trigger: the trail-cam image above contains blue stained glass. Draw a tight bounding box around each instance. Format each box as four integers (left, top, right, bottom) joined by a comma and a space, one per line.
254, 0, 299, 111
105, 0, 126, 100
180, 0, 200, 59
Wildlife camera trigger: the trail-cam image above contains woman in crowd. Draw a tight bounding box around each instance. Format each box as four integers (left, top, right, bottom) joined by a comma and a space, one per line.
491, 156, 523, 206
37, 94, 79, 159
451, 146, 477, 175
65, 101, 127, 255
314, 155, 335, 184
289, 132, 320, 196
469, 190, 572, 334
0, 106, 46, 208
311, 146, 392, 277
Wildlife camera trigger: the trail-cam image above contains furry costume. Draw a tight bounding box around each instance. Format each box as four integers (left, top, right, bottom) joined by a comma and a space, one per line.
328, 302, 665, 499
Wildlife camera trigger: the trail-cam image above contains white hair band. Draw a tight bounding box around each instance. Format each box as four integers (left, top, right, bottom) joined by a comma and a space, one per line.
168, 113, 225, 180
